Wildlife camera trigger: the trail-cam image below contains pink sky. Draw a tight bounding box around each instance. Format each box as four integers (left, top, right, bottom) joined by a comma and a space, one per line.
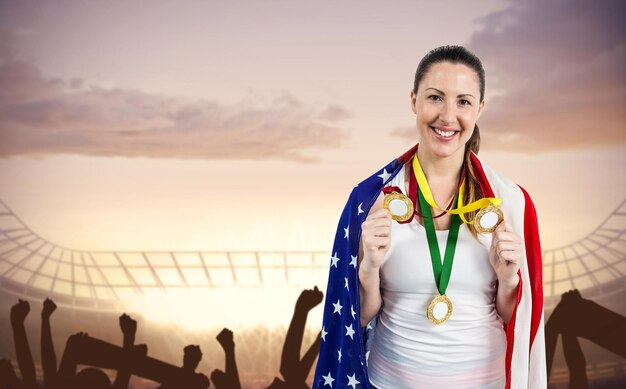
0, 0, 625, 253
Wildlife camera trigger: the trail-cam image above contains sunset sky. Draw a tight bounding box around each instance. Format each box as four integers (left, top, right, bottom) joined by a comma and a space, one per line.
1, 0, 625, 254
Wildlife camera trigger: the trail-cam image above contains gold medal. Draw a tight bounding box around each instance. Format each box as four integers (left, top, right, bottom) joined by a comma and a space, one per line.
473, 204, 503, 234
427, 294, 453, 325
383, 191, 414, 222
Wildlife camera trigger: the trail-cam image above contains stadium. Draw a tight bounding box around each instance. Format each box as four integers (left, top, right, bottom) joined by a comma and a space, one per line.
0, 198, 625, 388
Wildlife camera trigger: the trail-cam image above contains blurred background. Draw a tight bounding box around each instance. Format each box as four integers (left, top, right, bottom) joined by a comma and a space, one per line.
0, 0, 624, 388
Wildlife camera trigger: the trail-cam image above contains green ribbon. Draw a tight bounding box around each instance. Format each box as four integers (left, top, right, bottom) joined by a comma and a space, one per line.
418, 185, 462, 296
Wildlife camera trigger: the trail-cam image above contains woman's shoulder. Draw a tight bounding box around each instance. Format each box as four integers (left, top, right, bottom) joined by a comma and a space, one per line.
475, 157, 526, 199
475, 157, 541, 244
474, 157, 538, 223
341, 158, 404, 221
349, 144, 415, 197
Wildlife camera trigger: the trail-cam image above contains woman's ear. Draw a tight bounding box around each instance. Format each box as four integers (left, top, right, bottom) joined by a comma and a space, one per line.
476, 99, 486, 120
410, 90, 417, 114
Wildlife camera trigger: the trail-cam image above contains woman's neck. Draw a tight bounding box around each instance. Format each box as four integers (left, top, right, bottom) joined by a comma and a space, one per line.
416, 145, 464, 183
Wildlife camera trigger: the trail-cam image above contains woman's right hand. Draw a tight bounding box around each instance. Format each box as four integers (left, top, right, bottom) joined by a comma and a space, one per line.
358, 205, 391, 326
360, 208, 392, 270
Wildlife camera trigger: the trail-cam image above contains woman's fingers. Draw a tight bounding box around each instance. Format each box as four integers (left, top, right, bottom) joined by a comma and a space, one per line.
364, 218, 392, 229
493, 242, 522, 264
499, 250, 521, 264
363, 211, 392, 232
494, 240, 521, 254
368, 208, 392, 220
366, 236, 389, 250
370, 226, 391, 237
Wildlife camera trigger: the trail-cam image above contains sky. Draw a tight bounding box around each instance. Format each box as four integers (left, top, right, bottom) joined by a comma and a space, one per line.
0, 0, 625, 254
0, 3, 625, 384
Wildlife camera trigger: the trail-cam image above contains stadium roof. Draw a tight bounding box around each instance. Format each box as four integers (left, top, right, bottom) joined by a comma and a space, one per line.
1, 199, 624, 310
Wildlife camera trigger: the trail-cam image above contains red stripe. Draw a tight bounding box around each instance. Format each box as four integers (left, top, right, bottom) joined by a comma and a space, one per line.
518, 185, 544, 349
469, 152, 495, 197
469, 151, 520, 388
397, 143, 419, 164
503, 271, 523, 389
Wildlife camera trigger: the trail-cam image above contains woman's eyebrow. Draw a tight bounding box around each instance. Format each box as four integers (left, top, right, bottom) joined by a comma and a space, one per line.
425, 87, 476, 99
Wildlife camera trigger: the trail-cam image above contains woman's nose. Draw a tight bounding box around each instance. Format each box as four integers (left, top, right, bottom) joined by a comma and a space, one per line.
439, 101, 457, 124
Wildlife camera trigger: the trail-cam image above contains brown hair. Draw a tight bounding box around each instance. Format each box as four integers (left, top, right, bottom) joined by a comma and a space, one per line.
463, 125, 483, 239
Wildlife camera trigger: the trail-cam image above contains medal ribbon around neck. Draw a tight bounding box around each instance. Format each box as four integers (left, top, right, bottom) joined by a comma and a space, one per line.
412, 153, 502, 224
418, 184, 461, 296
409, 157, 463, 220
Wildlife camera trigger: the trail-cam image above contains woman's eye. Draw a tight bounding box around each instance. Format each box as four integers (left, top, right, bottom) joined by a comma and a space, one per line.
428, 95, 442, 101
459, 99, 471, 106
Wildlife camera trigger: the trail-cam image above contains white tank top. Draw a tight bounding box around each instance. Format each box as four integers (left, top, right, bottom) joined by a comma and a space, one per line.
368, 163, 507, 389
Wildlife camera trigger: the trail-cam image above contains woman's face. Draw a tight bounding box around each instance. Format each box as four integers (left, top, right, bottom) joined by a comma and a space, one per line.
410, 61, 485, 160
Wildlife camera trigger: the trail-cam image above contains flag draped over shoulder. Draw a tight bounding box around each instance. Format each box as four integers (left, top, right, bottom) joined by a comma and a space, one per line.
312, 143, 546, 389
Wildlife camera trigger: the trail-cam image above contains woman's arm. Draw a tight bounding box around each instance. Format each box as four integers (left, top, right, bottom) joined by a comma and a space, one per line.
358, 193, 389, 327
358, 240, 383, 327
495, 276, 519, 324
489, 220, 523, 324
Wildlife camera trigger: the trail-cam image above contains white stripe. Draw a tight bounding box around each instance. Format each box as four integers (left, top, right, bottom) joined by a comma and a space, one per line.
479, 160, 544, 388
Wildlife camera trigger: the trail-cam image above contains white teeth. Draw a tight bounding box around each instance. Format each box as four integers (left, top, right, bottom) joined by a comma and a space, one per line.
433, 127, 455, 137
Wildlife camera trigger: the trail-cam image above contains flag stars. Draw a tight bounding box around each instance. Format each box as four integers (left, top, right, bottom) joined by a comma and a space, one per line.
351, 305, 356, 320
337, 348, 342, 362
322, 372, 335, 387
357, 202, 364, 215
349, 255, 357, 268
378, 168, 391, 183
330, 252, 340, 268
344, 225, 350, 239
321, 326, 328, 342
347, 373, 361, 389
344, 277, 349, 291
345, 323, 355, 340
333, 299, 343, 315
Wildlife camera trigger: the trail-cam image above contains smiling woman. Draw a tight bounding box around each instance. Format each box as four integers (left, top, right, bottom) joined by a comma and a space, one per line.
312, 46, 547, 389
413, 62, 484, 158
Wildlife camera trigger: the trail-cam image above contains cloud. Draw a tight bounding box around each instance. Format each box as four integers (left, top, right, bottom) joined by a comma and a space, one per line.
393, 0, 626, 152
389, 126, 416, 141
316, 104, 353, 123
0, 31, 351, 162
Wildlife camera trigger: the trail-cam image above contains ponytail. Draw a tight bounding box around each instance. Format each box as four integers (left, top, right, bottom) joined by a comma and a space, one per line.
463, 124, 483, 240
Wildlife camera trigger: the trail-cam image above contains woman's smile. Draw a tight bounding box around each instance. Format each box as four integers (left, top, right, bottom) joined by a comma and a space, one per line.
430, 125, 461, 142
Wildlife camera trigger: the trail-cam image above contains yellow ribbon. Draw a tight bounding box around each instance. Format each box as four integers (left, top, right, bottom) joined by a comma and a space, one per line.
412, 153, 501, 224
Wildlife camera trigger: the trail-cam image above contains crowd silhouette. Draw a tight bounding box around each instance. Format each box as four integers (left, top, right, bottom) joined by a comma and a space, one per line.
0, 286, 324, 389
546, 289, 626, 389
2, 286, 625, 388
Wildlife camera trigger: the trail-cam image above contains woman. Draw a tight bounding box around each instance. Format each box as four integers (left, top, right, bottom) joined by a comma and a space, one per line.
312, 46, 546, 389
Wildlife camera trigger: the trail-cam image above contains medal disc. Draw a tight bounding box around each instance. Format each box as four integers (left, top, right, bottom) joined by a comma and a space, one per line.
383, 192, 414, 222
474, 204, 503, 234
427, 294, 452, 325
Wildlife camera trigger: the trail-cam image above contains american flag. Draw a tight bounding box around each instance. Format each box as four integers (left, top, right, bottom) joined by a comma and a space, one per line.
312, 143, 546, 389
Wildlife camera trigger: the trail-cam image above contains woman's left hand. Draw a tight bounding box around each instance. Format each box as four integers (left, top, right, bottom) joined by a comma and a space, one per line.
488, 220, 523, 287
